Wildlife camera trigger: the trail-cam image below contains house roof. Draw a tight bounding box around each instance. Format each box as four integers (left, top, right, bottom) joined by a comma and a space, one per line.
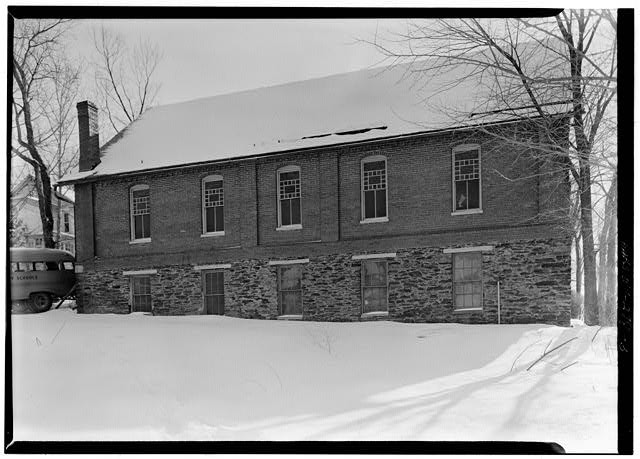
58, 59, 569, 185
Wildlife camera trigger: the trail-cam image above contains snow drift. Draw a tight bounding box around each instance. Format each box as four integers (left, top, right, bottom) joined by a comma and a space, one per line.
11, 308, 616, 451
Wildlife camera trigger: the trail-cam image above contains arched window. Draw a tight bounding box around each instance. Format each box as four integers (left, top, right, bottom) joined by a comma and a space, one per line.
452, 144, 482, 214
361, 155, 388, 222
130, 184, 151, 241
202, 175, 225, 234
277, 165, 302, 229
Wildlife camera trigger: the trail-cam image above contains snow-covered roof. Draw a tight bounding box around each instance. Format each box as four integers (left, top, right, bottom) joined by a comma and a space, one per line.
59, 61, 568, 184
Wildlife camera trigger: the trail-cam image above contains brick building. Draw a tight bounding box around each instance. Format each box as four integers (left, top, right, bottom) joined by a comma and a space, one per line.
59, 64, 572, 325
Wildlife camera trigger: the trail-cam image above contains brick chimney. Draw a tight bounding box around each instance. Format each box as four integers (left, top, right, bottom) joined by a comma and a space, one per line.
77, 101, 100, 172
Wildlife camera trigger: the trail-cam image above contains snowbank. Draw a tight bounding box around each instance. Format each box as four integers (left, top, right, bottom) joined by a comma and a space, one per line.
11, 309, 617, 451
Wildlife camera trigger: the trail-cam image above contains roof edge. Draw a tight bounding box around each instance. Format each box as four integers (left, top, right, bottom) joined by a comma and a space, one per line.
57, 112, 570, 186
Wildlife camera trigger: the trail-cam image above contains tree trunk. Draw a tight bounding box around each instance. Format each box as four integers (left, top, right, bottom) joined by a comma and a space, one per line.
605, 211, 617, 326
34, 168, 56, 248
580, 170, 598, 325
597, 210, 609, 316
603, 174, 617, 326
558, 12, 600, 326
56, 135, 62, 247
574, 233, 583, 296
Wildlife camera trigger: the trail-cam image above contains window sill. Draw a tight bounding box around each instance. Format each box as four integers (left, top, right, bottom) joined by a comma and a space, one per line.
277, 315, 303, 320
453, 308, 483, 313
129, 238, 151, 245
276, 224, 302, 231
443, 245, 494, 254
201, 231, 225, 238
268, 258, 310, 266
123, 269, 158, 276
451, 209, 483, 216
360, 217, 389, 224
361, 311, 389, 318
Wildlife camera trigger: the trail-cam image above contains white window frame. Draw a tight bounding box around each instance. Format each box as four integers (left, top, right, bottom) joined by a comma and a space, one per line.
452, 251, 484, 312
361, 155, 389, 223
360, 258, 390, 317
129, 275, 153, 313
129, 184, 151, 243
276, 165, 302, 230
451, 144, 483, 216
277, 263, 304, 319
201, 174, 225, 236
63, 212, 70, 233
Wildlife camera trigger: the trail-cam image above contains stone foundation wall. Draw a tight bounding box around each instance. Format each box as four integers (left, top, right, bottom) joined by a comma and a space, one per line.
76, 237, 571, 326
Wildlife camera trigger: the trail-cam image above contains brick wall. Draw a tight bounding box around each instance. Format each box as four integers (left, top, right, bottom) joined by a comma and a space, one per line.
256, 153, 322, 245
338, 129, 542, 240
79, 124, 565, 263
74, 182, 94, 262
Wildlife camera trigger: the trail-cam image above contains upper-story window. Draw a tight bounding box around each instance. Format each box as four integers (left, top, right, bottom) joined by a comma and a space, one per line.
202, 175, 225, 234
361, 155, 388, 222
63, 213, 70, 233
452, 145, 482, 214
277, 166, 302, 229
130, 185, 151, 242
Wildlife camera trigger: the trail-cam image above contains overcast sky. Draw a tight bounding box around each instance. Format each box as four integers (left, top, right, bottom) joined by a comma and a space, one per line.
72, 19, 408, 106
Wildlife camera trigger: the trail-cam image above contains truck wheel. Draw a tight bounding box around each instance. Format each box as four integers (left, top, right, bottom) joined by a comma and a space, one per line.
30, 293, 53, 313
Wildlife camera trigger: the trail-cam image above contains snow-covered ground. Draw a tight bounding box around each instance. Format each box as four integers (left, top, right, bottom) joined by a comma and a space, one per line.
11, 308, 617, 451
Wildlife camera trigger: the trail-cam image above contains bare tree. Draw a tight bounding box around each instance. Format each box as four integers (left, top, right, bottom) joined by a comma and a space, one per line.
12, 19, 79, 249
40, 58, 80, 243
369, 10, 617, 325
570, 194, 583, 298
597, 171, 617, 326
92, 25, 162, 138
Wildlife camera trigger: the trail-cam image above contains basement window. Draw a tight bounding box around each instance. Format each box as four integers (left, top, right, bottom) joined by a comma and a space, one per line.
361, 259, 389, 314
202, 270, 225, 315
130, 185, 151, 242
278, 264, 303, 317
452, 252, 483, 310
130, 276, 152, 313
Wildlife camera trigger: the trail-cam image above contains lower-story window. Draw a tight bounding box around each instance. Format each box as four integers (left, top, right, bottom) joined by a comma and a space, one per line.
278, 265, 303, 316
362, 260, 388, 314
131, 276, 152, 312
453, 252, 483, 309
203, 270, 225, 315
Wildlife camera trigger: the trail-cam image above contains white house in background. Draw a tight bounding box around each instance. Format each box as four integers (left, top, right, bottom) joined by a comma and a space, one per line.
10, 175, 75, 254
